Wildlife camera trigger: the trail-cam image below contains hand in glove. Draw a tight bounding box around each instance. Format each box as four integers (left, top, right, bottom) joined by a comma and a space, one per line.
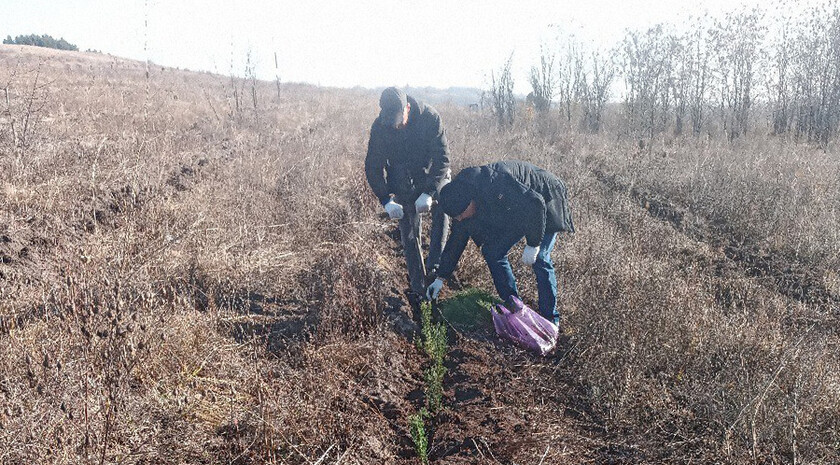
522, 245, 540, 266
415, 193, 433, 213
426, 278, 444, 300
384, 200, 404, 220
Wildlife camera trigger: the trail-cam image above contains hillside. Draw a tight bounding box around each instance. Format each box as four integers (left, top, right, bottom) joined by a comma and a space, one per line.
1, 45, 838, 465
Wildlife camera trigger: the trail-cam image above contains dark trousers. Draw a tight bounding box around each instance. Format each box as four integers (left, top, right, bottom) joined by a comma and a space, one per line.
480, 231, 559, 324
396, 175, 451, 295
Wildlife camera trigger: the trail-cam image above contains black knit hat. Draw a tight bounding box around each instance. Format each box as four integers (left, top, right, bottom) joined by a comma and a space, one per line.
379, 87, 407, 128
439, 180, 475, 218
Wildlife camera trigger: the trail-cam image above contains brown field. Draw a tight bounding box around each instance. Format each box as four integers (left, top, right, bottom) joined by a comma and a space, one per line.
1, 45, 838, 464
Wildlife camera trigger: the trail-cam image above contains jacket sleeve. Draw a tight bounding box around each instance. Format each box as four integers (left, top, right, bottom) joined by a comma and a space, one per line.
364, 125, 392, 205
498, 175, 546, 247
436, 221, 470, 279
424, 112, 451, 194
520, 190, 547, 247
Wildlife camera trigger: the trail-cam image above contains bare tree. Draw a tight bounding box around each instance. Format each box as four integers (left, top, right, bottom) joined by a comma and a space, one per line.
670, 19, 713, 137
244, 50, 258, 111
768, 19, 792, 136
712, 8, 764, 140
528, 45, 556, 114
687, 22, 713, 136
274, 51, 282, 100
490, 54, 516, 128
784, 3, 840, 145
579, 50, 615, 132
618, 25, 675, 138
556, 40, 581, 124
671, 36, 689, 136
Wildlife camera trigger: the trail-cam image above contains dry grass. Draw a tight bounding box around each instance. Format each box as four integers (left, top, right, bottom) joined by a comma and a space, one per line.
1, 45, 838, 464
0, 46, 413, 464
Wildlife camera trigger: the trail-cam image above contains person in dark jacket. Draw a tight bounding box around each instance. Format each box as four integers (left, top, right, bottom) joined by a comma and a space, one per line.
365, 87, 451, 299
426, 160, 574, 325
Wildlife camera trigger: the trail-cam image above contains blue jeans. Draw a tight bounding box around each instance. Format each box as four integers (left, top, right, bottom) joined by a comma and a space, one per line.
481, 231, 559, 324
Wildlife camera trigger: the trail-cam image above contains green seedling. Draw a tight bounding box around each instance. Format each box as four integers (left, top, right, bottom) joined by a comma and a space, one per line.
408, 410, 429, 465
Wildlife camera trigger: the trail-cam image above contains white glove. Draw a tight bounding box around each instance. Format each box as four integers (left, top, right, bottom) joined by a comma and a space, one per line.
415, 193, 433, 213
383, 200, 404, 220
522, 245, 540, 266
426, 278, 444, 300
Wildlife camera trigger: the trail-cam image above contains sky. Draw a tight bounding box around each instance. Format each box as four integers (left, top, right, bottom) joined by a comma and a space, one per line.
2, 0, 784, 95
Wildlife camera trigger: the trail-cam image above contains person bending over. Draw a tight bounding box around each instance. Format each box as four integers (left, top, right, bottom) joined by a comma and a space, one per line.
427, 160, 574, 325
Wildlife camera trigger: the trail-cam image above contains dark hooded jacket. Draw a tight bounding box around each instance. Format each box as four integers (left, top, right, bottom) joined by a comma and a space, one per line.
365, 96, 451, 205
437, 160, 574, 279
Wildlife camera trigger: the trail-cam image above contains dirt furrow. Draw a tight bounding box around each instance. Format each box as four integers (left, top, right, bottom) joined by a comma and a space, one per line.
592, 168, 840, 310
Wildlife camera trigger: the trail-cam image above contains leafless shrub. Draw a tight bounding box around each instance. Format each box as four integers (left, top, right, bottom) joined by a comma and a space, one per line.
1, 60, 49, 166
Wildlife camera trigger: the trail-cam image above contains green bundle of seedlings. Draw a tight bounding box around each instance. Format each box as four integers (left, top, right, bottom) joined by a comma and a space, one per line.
419, 300, 447, 413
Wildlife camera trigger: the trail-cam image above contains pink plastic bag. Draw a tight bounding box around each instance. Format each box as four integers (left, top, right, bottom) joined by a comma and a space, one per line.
507, 296, 559, 343
491, 297, 558, 356
492, 303, 514, 340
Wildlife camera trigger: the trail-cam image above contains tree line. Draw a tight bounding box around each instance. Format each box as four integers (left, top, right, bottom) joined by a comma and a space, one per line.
3, 34, 78, 52
490, 2, 840, 146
